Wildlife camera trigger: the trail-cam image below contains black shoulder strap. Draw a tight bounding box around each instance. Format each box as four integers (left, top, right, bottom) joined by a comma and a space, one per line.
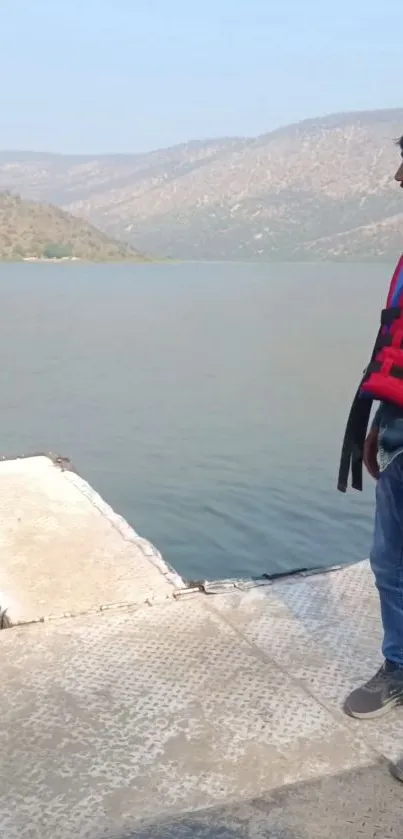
337, 391, 373, 492
337, 325, 382, 493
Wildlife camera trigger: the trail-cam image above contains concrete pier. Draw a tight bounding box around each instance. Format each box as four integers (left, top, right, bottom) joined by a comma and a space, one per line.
0, 455, 401, 838
0, 455, 183, 626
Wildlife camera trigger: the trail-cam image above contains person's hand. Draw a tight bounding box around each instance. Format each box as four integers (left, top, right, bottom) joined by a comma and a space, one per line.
363, 427, 380, 480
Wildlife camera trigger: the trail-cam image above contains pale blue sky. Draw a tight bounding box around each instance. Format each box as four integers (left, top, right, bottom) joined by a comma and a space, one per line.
0, 0, 400, 153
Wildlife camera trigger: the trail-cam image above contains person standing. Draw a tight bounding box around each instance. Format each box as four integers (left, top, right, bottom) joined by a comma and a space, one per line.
343, 140, 403, 721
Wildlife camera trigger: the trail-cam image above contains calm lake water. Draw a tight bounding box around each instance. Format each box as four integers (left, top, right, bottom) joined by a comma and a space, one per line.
0, 261, 390, 581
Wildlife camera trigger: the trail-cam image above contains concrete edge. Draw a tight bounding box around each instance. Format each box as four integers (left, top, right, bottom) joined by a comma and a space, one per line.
0, 452, 188, 630
180, 561, 360, 597
0, 453, 367, 624
61, 467, 187, 593
0, 451, 77, 470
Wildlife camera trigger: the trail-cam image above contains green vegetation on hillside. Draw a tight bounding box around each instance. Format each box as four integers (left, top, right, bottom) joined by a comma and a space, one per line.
0, 192, 150, 262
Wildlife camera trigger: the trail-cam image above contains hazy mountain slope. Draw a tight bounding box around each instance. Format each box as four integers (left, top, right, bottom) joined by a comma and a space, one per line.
0, 192, 147, 261
0, 109, 402, 260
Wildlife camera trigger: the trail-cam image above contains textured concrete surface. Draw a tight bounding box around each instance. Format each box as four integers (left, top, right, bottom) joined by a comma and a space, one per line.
0, 598, 384, 839
0, 455, 402, 838
0, 455, 184, 624
129, 763, 401, 838
212, 560, 403, 764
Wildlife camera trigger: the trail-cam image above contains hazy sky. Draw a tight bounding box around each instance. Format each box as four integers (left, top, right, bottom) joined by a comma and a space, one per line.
0, 0, 400, 153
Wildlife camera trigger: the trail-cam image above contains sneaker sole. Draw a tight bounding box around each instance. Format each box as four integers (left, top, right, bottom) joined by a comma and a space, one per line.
343, 695, 402, 720
388, 761, 403, 784
389, 761, 403, 782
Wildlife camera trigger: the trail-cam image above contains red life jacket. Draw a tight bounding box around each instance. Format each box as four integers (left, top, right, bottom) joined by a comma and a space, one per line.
337, 253, 403, 493
360, 253, 403, 405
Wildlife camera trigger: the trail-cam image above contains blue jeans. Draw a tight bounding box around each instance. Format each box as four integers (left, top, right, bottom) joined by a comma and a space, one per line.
370, 454, 403, 667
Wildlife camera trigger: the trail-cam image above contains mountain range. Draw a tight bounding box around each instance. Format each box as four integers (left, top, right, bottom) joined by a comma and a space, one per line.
1, 109, 403, 261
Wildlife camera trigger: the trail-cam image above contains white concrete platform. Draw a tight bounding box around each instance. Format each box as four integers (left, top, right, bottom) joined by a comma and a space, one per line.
0, 455, 184, 625
0, 455, 402, 838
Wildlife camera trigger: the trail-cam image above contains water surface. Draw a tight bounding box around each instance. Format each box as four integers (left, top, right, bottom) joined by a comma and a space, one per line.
0, 261, 387, 580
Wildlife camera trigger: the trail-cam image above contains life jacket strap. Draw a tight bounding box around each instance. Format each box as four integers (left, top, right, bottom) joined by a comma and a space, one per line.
366, 360, 403, 380
381, 307, 402, 325
373, 333, 403, 350
337, 391, 372, 493
337, 325, 382, 493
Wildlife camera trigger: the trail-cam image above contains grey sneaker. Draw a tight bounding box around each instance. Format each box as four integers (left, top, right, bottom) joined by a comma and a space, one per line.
343, 660, 403, 719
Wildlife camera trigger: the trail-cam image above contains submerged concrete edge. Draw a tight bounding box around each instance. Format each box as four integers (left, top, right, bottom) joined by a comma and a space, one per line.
0, 452, 366, 629
15, 451, 186, 592
61, 468, 187, 593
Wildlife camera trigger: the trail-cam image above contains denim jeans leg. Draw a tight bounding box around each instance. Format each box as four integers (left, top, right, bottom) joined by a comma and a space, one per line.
370, 455, 403, 667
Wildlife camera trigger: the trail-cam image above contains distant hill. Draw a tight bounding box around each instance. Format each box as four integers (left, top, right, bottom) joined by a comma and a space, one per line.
1, 109, 403, 260
0, 192, 148, 262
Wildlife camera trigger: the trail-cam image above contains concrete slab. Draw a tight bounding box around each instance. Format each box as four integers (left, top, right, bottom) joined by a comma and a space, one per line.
0, 455, 184, 625
130, 762, 402, 838
0, 599, 376, 839
0, 454, 401, 839
212, 561, 403, 763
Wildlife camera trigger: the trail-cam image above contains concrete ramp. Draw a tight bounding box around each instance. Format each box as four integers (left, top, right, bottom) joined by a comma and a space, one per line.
0, 454, 401, 838
0, 455, 183, 625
